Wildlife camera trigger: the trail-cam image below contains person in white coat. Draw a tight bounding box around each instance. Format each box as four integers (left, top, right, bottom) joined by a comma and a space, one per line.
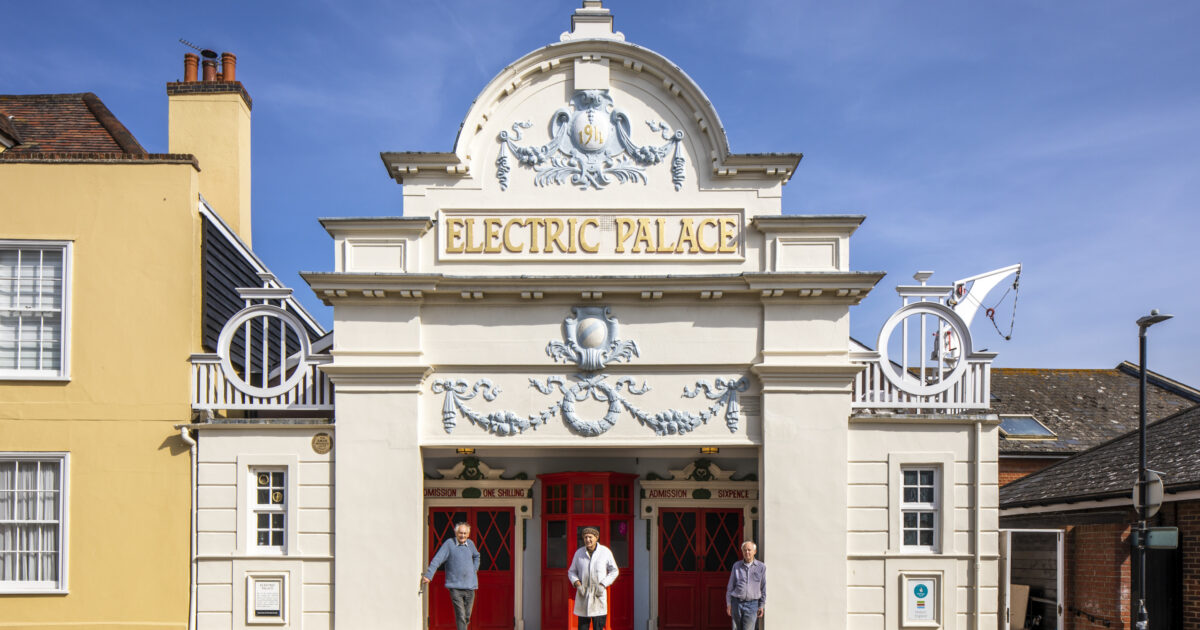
567, 526, 620, 630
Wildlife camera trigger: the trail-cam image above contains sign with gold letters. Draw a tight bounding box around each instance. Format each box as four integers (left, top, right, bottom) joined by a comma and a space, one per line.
439, 211, 743, 260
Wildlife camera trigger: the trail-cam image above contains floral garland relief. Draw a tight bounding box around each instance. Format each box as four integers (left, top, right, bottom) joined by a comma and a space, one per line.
432, 307, 748, 438
496, 90, 685, 191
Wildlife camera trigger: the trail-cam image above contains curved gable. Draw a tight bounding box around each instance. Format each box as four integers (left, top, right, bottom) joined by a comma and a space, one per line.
382, 3, 799, 215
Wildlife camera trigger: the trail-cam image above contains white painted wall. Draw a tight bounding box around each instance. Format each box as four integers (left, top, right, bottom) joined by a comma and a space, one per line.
194, 427, 334, 630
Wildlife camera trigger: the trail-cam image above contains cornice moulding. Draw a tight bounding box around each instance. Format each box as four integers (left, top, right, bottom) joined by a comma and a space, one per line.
319, 364, 432, 390
751, 363, 862, 393
752, 215, 866, 235
319, 216, 432, 235
302, 271, 886, 305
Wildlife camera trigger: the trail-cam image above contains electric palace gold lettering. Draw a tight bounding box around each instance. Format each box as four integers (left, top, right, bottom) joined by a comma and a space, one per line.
443, 215, 739, 255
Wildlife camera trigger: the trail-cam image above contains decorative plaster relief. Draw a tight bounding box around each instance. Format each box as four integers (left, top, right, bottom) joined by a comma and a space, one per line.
497, 89, 684, 191
430, 306, 749, 437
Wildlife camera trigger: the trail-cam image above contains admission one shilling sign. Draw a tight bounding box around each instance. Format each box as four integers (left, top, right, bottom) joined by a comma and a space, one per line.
438, 210, 744, 261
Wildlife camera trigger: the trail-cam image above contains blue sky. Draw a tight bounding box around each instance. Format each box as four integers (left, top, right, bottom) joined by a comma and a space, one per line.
5, 1, 1198, 385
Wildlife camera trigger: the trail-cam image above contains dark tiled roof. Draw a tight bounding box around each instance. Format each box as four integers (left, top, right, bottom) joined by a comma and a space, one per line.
1000, 403, 1200, 508
0, 93, 145, 154
991, 366, 1200, 456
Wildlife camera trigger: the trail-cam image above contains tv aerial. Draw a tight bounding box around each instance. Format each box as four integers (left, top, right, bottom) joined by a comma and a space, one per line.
179, 38, 218, 60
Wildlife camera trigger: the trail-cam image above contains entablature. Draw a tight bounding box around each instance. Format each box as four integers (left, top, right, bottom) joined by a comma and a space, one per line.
302, 271, 884, 306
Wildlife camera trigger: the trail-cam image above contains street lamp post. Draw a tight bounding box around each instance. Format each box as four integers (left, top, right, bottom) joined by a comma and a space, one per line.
1135, 309, 1172, 630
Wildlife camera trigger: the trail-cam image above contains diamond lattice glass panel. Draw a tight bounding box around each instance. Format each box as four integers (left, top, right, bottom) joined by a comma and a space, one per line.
660, 511, 697, 572
703, 511, 740, 572
477, 511, 512, 571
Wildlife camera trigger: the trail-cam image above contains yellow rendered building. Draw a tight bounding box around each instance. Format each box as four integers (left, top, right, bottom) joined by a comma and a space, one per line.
0, 53, 318, 628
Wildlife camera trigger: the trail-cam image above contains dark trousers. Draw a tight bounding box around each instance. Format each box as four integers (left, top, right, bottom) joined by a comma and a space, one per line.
577, 615, 607, 630
448, 588, 475, 630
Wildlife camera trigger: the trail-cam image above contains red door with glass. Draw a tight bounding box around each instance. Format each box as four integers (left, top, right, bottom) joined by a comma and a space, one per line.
427, 507, 515, 630
539, 472, 636, 630
658, 508, 743, 630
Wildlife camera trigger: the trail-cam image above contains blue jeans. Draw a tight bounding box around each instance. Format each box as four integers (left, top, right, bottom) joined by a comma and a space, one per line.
731, 598, 760, 630
448, 588, 475, 630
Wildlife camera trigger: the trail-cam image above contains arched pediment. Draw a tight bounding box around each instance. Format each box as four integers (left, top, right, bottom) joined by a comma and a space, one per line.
382, 2, 798, 198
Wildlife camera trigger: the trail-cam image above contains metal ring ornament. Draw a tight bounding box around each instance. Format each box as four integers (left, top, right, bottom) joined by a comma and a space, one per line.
875, 301, 972, 397
216, 304, 312, 399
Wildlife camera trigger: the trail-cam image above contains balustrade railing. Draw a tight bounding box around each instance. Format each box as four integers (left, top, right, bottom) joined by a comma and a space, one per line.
191, 353, 333, 410
190, 278, 333, 412
850, 350, 995, 411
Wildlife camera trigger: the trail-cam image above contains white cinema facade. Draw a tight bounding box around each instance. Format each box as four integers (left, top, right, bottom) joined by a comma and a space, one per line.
186, 4, 1001, 629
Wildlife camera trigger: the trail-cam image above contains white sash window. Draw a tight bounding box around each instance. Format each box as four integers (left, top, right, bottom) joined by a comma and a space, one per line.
0, 242, 71, 380
0, 454, 68, 592
901, 467, 939, 551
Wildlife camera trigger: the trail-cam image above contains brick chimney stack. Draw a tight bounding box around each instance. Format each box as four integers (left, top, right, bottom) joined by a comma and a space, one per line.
168, 51, 254, 243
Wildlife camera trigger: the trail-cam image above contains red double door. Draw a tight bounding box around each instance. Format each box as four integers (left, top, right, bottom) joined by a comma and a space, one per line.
427, 508, 515, 630
658, 509, 744, 630
539, 472, 636, 630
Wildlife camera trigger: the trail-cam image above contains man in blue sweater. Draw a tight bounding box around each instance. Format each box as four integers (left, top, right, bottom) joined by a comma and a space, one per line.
422, 522, 481, 630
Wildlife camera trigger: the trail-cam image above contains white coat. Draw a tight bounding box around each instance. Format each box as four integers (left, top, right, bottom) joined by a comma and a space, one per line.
567, 543, 619, 617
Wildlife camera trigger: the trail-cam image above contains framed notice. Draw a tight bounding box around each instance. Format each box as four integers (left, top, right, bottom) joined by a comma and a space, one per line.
901, 574, 939, 627
246, 573, 287, 624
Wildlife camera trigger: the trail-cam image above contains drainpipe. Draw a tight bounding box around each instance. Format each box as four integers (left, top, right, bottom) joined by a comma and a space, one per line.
973, 419, 982, 630
179, 426, 198, 630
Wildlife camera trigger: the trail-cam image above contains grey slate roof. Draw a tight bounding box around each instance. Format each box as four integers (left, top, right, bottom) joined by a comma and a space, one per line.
999, 403, 1200, 508
991, 365, 1200, 456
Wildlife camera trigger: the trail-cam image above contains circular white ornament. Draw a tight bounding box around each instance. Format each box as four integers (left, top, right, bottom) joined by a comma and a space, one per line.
571, 112, 612, 153
577, 317, 608, 348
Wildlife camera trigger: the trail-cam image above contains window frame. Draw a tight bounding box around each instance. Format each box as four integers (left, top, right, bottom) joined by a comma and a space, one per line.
900, 466, 939, 552
0, 452, 70, 594
236, 455, 299, 556
0, 240, 73, 381
887, 452, 953, 555
252, 468, 287, 553
998, 414, 1057, 440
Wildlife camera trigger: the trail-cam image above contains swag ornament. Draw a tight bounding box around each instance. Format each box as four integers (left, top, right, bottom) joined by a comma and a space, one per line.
432, 307, 749, 438
496, 89, 685, 191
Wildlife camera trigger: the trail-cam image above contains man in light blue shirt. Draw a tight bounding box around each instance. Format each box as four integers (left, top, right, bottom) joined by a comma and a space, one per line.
422, 522, 481, 630
725, 540, 765, 630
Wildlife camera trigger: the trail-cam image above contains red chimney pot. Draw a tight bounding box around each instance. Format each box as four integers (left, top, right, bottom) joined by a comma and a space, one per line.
201, 59, 217, 82
183, 53, 199, 82
221, 52, 237, 82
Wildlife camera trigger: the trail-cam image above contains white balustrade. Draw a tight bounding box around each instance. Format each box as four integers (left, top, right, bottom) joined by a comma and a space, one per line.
190, 353, 333, 410
850, 350, 995, 411
190, 281, 334, 412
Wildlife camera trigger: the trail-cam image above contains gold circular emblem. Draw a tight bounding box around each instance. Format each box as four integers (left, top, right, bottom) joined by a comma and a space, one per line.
272, 491, 283, 504
258, 473, 269, 486
312, 433, 333, 455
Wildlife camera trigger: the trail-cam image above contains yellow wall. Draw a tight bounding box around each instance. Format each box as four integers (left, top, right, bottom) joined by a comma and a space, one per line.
0, 161, 200, 628
169, 92, 252, 245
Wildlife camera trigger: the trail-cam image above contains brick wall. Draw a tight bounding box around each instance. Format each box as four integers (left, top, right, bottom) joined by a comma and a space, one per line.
1182, 501, 1200, 629
1066, 523, 1131, 630
1000, 457, 1063, 486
